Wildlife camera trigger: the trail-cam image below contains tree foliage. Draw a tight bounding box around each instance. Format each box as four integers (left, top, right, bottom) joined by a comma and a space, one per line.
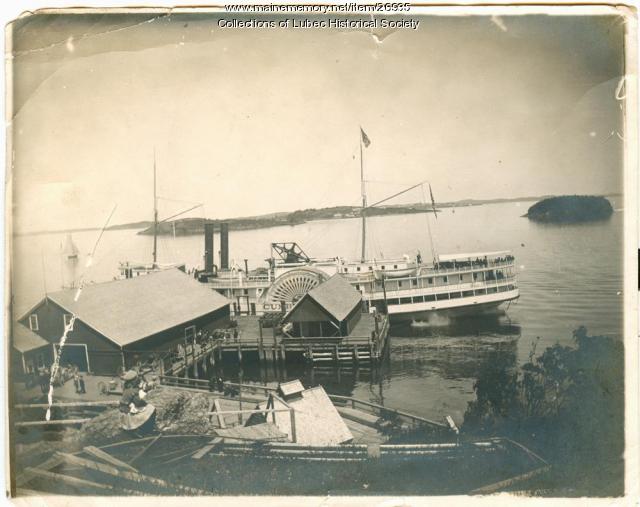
462, 327, 624, 496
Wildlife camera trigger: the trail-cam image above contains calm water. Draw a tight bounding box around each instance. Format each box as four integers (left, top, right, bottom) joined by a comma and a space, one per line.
12, 199, 624, 424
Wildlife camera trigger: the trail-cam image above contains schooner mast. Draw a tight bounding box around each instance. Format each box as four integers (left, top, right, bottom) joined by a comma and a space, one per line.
152, 150, 158, 268
360, 127, 371, 263
358, 127, 439, 265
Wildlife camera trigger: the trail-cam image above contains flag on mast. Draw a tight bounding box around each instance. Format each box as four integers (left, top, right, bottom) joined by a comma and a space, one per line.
360, 127, 371, 148
429, 183, 438, 219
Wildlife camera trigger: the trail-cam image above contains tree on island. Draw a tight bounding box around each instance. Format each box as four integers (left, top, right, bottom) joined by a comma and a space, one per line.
524, 195, 613, 224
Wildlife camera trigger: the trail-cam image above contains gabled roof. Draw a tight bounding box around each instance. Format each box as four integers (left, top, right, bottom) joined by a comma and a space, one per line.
35, 269, 229, 347
13, 323, 49, 353
305, 274, 362, 322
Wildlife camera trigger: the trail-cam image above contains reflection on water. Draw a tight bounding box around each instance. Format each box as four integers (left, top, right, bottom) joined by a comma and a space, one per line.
208, 314, 520, 424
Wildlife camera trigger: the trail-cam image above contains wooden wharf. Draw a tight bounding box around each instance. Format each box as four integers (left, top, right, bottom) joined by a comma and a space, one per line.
162, 312, 390, 378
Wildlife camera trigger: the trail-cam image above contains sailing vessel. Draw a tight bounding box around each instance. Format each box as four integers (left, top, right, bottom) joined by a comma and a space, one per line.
204, 128, 519, 322
118, 153, 189, 279
62, 234, 79, 260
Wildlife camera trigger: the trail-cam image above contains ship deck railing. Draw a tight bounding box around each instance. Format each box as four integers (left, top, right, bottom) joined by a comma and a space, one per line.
342, 259, 517, 282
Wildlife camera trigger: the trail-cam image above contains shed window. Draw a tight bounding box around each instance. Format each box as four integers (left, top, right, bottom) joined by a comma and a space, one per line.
356, 267, 361, 272
29, 314, 39, 331
412, 279, 418, 286
368, 266, 373, 271
427, 277, 433, 284
63, 314, 73, 328
398, 281, 403, 288
393, 265, 398, 269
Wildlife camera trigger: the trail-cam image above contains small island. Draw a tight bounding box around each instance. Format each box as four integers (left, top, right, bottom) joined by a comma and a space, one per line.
524, 195, 613, 224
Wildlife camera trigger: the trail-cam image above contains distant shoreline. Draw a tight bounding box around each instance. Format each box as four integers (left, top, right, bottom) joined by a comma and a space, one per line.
15, 193, 622, 237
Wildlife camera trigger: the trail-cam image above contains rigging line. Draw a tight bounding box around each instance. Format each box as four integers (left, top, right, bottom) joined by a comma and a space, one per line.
158, 203, 203, 224
157, 196, 202, 205
421, 185, 437, 263
88, 204, 118, 262
365, 180, 428, 209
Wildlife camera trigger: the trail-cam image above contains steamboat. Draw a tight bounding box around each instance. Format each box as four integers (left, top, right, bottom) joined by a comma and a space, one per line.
119, 132, 519, 322
202, 129, 519, 322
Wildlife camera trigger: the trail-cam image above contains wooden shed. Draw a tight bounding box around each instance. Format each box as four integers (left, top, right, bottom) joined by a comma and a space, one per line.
281, 274, 363, 338
11, 322, 53, 377
17, 269, 230, 375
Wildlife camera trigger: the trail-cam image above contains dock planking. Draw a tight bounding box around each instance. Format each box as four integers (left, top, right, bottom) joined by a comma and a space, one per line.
166, 313, 389, 377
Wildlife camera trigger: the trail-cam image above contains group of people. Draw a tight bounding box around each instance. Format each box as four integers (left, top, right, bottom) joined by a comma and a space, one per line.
30, 364, 86, 394
119, 369, 156, 431
435, 255, 514, 271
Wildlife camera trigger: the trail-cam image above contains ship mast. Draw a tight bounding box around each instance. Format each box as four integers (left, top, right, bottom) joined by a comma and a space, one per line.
152, 150, 158, 268
360, 133, 366, 263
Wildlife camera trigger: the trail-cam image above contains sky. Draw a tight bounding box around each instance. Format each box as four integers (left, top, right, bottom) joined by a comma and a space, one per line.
9, 11, 626, 233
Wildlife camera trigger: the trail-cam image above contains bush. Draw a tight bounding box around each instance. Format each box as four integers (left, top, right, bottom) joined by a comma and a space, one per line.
462, 327, 624, 496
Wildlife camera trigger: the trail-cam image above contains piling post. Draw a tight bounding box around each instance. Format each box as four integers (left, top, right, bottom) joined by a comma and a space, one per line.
183, 340, 188, 379
237, 345, 243, 363
354, 344, 359, 363
334, 345, 339, 363
289, 408, 297, 443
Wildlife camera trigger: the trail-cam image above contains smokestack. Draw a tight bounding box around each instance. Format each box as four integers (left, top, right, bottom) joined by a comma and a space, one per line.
220, 222, 229, 269
204, 222, 215, 272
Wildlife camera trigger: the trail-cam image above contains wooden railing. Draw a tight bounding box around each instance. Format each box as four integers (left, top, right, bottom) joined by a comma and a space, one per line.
328, 394, 448, 430
159, 375, 277, 398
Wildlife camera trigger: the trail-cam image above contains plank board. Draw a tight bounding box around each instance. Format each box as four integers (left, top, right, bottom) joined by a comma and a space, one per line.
215, 423, 287, 442
83, 446, 139, 472
213, 398, 226, 428
57, 452, 208, 495
192, 438, 222, 460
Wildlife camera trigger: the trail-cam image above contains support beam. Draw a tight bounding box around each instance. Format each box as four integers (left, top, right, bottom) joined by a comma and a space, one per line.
83, 446, 139, 472
15, 419, 90, 427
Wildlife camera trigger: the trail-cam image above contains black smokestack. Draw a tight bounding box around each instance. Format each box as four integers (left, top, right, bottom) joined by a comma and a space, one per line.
204, 222, 215, 272
220, 222, 229, 269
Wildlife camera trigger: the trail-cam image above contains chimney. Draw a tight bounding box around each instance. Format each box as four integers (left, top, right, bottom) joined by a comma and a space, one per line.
220, 222, 229, 269
204, 222, 215, 272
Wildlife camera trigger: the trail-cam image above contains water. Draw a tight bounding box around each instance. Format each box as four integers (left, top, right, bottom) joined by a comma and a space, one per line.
12, 199, 624, 424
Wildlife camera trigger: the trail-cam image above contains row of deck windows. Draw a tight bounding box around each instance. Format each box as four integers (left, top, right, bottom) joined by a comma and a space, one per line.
376, 270, 515, 292
346, 264, 399, 273
381, 284, 516, 306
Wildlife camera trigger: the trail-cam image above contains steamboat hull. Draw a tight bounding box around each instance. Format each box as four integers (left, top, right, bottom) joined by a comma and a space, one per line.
384, 290, 520, 323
